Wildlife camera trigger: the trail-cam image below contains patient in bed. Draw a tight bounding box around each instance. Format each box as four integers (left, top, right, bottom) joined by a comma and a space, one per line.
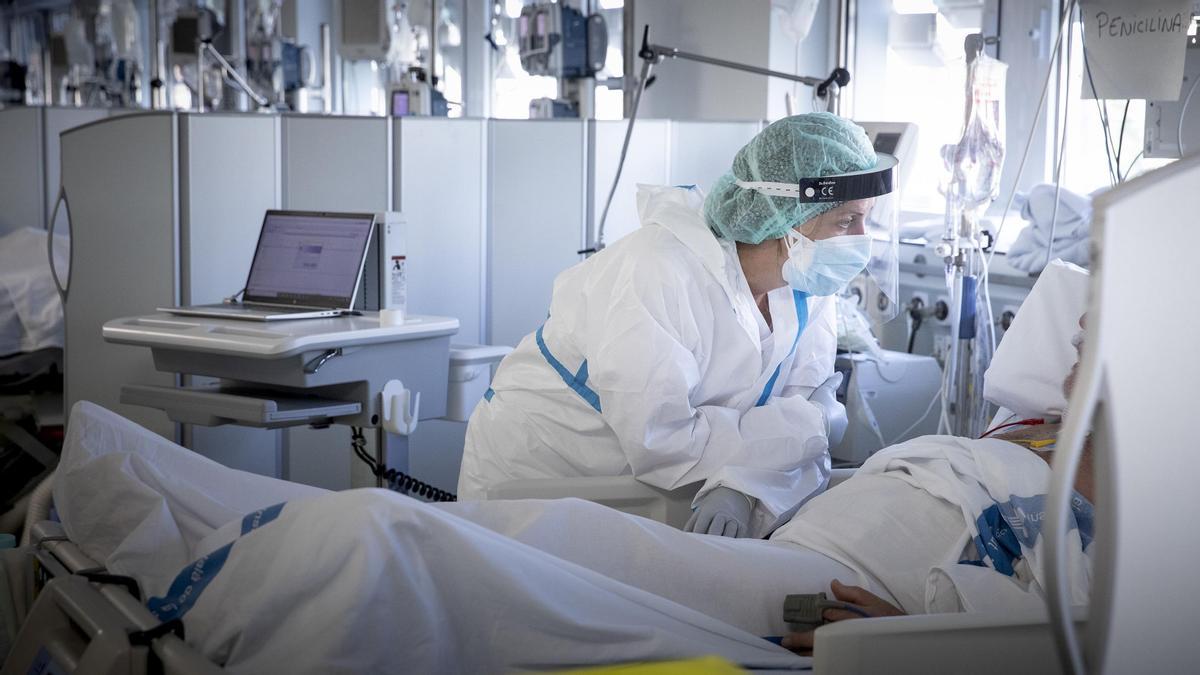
780, 317, 1093, 652
47, 265, 1093, 673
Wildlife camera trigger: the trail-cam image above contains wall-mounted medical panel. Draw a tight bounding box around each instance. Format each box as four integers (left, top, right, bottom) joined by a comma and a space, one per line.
488, 120, 588, 347
280, 115, 390, 211
668, 121, 761, 194
590, 119, 671, 246
0, 107, 117, 232
394, 118, 487, 345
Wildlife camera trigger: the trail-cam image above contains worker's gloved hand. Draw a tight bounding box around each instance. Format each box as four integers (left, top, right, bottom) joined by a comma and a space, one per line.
685, 486, 754, 538
807, 372, 848, 446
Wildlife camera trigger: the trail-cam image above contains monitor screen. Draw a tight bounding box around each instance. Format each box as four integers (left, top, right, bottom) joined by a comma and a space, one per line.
392, 91, 410, 117
873, 132, 901, 155
243, 211, 374, 308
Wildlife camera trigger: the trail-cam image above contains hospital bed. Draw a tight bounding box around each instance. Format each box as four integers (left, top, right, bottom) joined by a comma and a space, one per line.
2, 520, 220, 674
0, 227, 69, 535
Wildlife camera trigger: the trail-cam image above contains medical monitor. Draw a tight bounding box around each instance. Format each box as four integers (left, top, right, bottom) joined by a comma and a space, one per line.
242, 210, 375, 309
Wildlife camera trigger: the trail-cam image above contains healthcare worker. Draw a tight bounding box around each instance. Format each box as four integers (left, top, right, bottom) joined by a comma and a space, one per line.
459, 113, 900, 538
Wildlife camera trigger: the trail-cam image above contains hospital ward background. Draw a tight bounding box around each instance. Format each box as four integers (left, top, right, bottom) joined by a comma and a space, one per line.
0, 0, 1197, 673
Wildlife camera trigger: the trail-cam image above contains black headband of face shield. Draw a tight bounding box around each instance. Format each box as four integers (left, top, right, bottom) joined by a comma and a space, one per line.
795, 153, 898, 204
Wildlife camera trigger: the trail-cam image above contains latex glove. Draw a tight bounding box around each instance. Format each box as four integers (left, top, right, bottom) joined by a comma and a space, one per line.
808, 372, 848, 447
685, 486, 753, 538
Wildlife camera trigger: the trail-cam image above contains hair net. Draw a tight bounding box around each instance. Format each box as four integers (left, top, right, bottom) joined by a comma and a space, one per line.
703, 113, 878, 244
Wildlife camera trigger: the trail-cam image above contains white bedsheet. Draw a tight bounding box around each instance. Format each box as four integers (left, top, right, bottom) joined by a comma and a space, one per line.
0, 228, 68, 356
54, 402, 1093, 673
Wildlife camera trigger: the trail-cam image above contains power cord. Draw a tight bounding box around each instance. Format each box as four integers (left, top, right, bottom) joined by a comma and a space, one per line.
350, 427, 457, 502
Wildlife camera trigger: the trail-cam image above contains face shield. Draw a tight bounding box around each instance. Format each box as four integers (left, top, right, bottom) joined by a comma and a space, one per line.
736, 153, 901, 321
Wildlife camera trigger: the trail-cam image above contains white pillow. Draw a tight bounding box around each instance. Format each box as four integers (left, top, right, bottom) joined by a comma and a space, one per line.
983, 260, 1089, 418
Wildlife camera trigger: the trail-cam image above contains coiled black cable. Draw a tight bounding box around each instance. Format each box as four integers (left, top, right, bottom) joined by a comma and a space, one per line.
350, 427, 457, 502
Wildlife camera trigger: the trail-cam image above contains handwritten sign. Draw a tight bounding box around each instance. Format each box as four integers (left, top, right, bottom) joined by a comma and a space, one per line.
1080, 0, 1193, 100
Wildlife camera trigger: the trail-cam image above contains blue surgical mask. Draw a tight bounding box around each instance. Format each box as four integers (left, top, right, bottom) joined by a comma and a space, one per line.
782, 231, 871, 296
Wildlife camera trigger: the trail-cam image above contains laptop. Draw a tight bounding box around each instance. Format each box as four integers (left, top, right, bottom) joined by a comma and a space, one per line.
161, 210, 376, 322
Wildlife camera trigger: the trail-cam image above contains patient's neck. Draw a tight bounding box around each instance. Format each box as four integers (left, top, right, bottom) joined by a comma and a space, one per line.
993, 424, 1096, 503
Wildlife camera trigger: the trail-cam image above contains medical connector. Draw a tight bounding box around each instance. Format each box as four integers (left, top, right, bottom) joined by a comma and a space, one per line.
783, 593, 872, 633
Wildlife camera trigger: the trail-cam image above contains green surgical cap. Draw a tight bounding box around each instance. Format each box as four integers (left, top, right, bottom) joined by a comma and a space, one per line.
703, 112, 877, 244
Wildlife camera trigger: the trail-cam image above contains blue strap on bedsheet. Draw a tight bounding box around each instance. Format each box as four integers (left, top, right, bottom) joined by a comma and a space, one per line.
147, 502, 286, 622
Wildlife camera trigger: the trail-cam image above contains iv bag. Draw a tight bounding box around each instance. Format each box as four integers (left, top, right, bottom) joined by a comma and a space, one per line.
941, 53, 1007, 213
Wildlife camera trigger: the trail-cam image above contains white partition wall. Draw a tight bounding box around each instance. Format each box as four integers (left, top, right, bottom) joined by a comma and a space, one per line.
61, 113, 180, 439
180, 115, 282, 305
488, 120, 589, 347
279, 114, 391, 490
0, 108, 44, 232
590, 119, 671, 246
395, 118, 488, 344
42, 108, 118, 227
394, 117, 488, 493
1074, 155, 1200, 673
178, 114, 283, 476
668, 121, 760, 193
0, 107, 112, 232
281, 115, 391, 210
60, 113, 281, 472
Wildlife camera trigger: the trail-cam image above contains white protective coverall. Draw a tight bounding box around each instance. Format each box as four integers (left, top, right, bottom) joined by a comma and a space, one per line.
460, 185, 838, 536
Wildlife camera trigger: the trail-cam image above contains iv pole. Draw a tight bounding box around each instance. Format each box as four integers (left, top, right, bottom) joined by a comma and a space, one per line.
936, 32, 1001, 438
585, 26, 852, 255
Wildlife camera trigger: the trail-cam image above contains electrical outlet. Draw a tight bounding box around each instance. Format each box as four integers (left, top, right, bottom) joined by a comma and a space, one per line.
909, 292, 929, 315
936, 295, 953, 323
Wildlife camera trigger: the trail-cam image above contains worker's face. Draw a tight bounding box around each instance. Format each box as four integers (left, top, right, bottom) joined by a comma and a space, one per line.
797, 198, 875, 241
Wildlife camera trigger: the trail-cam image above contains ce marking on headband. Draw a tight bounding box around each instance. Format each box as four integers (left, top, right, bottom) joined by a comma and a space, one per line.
805, 181, 838, 199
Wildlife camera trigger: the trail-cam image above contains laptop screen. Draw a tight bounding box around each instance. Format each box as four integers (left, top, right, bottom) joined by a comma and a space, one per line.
242, 211, 375, 308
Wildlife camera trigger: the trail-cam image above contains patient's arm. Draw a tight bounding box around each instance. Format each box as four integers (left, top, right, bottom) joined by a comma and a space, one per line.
781, 579, 905, 654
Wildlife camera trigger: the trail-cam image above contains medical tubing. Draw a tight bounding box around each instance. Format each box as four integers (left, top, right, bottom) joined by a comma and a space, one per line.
818, 601, 871, 619
890, 387, 940, 446
906, 313, 922, 354
1119, 150, 1144, 182
980, 418, 1045, 439
1044, 8, 1076, 274
1079, 26, 1118, 186
592, 56, 653, 253
986, 0, 1076, 271
350, 427, 456, 502
971, 244, 997, 428
1115, 100, 1130, 169
1177, 75, 1200, 158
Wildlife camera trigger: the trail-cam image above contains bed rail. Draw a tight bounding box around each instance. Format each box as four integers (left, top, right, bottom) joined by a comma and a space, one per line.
0, 522, 222, 675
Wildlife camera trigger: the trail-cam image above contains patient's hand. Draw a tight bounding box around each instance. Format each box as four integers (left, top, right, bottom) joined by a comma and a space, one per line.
780, 580, 905, 654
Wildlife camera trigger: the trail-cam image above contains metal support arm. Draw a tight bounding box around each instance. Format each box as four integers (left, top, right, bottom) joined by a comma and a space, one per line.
636, 26, 850, 106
